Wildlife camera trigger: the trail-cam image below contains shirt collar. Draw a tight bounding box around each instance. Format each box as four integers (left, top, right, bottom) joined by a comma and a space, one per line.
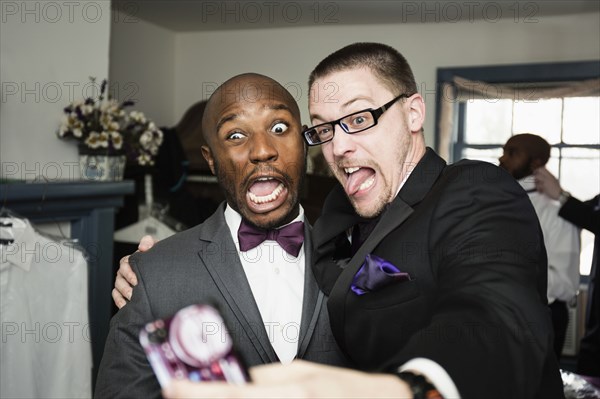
1, 218, 38, 272
518, 175, 537, 193
394, 169, 413, 199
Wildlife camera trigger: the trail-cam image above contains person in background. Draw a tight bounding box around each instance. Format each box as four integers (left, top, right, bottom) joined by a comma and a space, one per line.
154, 99, 221, 228
121, 43, 563, 398
95, 73, 348, 399
499, 133, 581, 359
535, 165, 599, 378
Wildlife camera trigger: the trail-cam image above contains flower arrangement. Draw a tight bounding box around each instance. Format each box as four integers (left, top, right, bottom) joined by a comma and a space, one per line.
57, 77, 163, 166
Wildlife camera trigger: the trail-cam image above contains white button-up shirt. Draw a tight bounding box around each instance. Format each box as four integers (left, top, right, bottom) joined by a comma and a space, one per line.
223, 205, 305, 364
520, 177, 581, 303
0, 217, 92, 398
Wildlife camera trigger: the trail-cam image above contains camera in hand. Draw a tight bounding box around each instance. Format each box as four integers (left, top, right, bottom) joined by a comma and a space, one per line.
139, 304, 249, 387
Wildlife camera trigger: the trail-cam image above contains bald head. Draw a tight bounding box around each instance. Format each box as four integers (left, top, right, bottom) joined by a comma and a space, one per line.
499, 133, 551, 180
197, 72, 306, 229
201, 73, 301, 147
508, 134, 551, 165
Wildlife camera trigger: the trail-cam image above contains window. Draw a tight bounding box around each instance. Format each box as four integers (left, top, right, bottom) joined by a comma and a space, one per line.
437, 61, 600, 276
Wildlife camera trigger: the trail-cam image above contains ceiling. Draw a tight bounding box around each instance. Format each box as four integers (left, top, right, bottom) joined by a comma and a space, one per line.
112, 0, 600, 32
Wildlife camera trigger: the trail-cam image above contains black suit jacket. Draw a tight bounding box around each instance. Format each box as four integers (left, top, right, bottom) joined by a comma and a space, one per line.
95, 204, 347, 398
560, 194, 599, 376
312, 149, 564, 399
559, 195, 600, 236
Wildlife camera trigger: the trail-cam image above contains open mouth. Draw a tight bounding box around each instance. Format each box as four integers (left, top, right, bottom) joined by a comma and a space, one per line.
344, 166, 376, 196
246, 176, 288, 213
248, 177, 284, 204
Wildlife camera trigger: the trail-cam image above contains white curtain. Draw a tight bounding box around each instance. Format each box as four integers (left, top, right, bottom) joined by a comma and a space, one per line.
437, 77, 600, 161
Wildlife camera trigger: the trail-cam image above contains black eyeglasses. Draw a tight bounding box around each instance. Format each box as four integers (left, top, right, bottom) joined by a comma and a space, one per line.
302, 93, 412, 146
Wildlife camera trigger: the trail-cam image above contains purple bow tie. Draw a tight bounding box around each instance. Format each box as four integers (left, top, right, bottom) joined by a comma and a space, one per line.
238, 220, 304, 257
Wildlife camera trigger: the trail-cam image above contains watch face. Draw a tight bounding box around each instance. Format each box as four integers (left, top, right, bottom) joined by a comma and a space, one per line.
140, 304, 249, 387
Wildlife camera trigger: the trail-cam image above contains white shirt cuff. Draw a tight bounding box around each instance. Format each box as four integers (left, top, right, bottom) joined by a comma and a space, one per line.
399, 357, 461, 399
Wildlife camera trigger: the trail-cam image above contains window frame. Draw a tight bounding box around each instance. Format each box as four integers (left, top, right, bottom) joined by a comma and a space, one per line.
435, 60, 600, 283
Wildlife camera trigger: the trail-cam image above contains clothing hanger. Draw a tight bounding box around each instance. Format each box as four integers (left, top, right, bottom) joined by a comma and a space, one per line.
0, 178, 73, 245
0, 212, 15, 244
0, 186, 21, 244
114, 174, 177, 244
0, 207, 28, 245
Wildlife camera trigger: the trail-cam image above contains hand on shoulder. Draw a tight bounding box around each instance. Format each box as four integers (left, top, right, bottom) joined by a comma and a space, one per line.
112, 235, 158, 309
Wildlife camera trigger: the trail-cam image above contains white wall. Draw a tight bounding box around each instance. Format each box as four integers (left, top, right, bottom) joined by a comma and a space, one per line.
109, 13, 175, 128
174, 12, 600, 146
3, 7, 598, 182
0, 0, 112, 181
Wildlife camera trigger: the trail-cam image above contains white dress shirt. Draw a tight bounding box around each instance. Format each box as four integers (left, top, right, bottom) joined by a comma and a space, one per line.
519, 177, 581, 303
0, 217, 92, 398
223, 205, 305, 364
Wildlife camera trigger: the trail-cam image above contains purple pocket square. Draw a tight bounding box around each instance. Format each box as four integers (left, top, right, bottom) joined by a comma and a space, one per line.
351, 254, 411, 296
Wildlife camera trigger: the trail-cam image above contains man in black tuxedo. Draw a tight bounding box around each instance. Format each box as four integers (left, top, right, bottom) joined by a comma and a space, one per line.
161, 43, 564, 399
94, 73, 347, 398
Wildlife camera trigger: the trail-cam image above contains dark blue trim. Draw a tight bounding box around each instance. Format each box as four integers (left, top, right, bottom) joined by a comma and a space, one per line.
437, 60, 600, 85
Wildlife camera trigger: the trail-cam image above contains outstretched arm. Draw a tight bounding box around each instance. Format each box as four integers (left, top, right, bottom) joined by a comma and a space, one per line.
535, 167, 600, 234
163, 361, 412, 399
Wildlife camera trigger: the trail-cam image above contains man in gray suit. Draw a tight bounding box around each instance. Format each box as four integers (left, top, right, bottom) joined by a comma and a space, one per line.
94, 73, 347, 398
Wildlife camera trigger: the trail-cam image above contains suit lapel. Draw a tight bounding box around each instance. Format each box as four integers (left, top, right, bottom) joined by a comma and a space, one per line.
296, 223, 324, 358
345, 200, 414, 275
311, 185, 366, 295
197, 205, 279, 363
327, 148, 447, 337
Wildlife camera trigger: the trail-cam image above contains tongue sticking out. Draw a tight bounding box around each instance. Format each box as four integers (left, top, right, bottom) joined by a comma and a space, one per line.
249, 180, 280, 196
346, 168, 375, 196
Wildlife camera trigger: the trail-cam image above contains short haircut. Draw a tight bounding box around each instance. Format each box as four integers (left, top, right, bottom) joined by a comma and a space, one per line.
308, 42, 418, 96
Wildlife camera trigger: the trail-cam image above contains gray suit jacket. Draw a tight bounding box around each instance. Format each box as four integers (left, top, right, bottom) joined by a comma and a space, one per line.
94, 203, 347, 398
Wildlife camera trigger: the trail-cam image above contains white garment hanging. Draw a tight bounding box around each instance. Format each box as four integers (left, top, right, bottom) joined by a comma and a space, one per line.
114, 174, 176, 243
0, 215, 92, 398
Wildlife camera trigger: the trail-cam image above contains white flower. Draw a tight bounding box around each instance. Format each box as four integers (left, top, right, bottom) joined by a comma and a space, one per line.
98, 132, 109, 148
67, 113, 80, 125
85, 132, 101, 149
139, 130, 154, 149
81, 104, 94, 115
100, 99, 119, 112
155, 130, 164, 146
130, 111, 146, 123
58, 124, 69, 137
73, 128, 83, 138
137, 153, 152, 166
100, 113, 112, 129
111, 132, 123, 150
